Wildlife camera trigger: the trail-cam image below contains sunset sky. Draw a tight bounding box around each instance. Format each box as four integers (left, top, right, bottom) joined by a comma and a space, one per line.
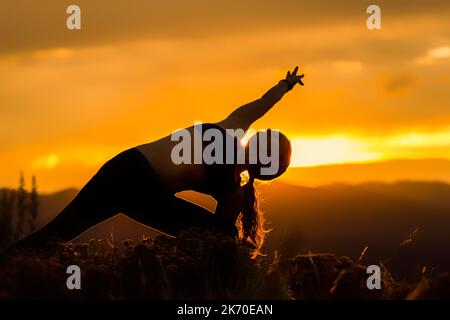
1, 0, 450, 192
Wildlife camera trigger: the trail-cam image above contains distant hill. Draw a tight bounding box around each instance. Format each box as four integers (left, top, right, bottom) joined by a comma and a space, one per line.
38, 188, 78, 225
280, 158, 450, 187
9, 179, 450, 279
260, 181, 450, 278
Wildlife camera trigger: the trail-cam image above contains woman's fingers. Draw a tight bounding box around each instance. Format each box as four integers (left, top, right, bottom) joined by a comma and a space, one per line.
285, 67, 304, 87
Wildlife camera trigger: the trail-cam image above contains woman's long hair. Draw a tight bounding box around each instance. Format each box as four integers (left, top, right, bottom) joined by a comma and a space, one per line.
237, 129, 292, 257
237, 175, 266, 258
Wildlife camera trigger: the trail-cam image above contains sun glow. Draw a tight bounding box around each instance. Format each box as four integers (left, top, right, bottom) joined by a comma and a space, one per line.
290, 136, 382, 167
32, 154, 60, 170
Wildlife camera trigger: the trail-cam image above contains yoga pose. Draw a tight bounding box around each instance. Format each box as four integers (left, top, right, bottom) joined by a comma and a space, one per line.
10, 67, 304, 255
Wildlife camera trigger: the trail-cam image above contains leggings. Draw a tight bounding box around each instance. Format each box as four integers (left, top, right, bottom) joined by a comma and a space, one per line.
11, 148, 237, 250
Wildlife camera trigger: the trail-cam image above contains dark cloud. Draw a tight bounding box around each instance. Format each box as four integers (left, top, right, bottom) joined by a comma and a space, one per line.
1, 0, 450, 55
384, 73, 416, 94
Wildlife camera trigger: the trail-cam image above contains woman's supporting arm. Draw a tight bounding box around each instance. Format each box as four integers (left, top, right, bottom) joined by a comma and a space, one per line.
215, 187, 244, 224
217, 66, 304, 131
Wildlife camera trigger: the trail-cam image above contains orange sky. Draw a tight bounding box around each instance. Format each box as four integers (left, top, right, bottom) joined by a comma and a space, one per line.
1, 0, 450, 192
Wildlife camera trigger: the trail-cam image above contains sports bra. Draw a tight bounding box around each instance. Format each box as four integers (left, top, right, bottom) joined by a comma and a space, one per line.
196, 123, 243, 199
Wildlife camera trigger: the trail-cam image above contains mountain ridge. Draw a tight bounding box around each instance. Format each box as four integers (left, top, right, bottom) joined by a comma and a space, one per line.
281, 158, 450, 187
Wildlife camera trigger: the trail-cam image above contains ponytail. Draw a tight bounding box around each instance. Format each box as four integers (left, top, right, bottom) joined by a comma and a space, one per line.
237, 176, 266, 258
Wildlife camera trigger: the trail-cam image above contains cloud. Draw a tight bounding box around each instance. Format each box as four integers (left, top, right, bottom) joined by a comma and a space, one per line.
33, 48, 74, 59
384, 73, 416, 94
416, 46, 450, 65
332, 60, 364, 74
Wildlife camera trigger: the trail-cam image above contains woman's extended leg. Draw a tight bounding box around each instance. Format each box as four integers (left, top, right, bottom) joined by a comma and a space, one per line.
7, 154, 126, 251
124, 195, 237, 238
7, 148, 237, 252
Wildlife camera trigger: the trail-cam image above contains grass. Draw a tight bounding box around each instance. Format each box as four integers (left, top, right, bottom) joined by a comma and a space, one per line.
0, 229, 449, 300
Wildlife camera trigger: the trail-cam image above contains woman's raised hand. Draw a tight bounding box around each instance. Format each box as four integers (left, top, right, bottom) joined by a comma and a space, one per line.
285, 66, 304, 89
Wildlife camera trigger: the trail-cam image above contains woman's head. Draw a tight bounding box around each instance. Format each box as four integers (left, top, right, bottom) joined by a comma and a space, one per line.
244, 129, 292, 181
237, 129, 291, 257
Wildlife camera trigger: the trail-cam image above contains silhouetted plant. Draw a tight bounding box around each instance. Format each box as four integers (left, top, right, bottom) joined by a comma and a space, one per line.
14, 172, 27, 241
29, 175, 39, 233
0, 173, 39, 249
0, 189, 15, 249
1, 230, 449, 299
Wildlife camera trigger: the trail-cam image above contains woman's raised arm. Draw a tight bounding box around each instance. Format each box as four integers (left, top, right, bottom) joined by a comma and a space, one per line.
217, 66, 304, 131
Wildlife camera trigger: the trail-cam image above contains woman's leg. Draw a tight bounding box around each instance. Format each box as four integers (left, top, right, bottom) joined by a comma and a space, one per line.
102, 149, 239, 237
8, 148, 237, 252
8, 152, 129, 251
125, 195, 238, 238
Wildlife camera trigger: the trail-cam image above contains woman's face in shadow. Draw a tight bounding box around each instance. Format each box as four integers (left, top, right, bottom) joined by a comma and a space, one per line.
245, 129, 292, 181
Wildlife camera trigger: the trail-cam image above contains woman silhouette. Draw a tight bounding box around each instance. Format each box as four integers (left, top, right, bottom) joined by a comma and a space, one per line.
10, 67, 304, 255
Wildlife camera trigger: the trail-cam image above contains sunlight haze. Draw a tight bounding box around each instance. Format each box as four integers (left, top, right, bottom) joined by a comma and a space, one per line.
1, 0, 449, 192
